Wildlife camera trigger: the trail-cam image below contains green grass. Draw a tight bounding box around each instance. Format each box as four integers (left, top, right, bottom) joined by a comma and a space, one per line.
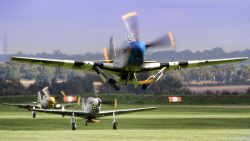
1, 104, 250, 140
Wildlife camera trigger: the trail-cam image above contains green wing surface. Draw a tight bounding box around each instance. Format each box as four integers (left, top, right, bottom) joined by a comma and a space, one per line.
99, 107, 157, 116
32, 109, 90, 117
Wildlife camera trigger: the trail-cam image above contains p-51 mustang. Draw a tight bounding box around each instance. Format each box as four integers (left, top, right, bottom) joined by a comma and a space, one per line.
30, 97, 157, 130
3, 87, 75, 118
11, 12, 248, 91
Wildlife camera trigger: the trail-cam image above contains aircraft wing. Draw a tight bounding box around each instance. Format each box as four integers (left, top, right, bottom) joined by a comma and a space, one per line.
31, 109, 90, 117
11, 56, 123, 74
2, 103, 37, 109
99, 107, 157, 116
140, 57, 248, 73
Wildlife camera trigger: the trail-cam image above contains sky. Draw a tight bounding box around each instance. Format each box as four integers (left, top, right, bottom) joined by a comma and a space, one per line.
0, 0, 250, 55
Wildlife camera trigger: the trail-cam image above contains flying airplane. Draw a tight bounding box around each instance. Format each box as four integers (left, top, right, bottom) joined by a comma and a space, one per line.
10, 12, 248, 91
30, 97, 157, 130
3, 87, 76, 118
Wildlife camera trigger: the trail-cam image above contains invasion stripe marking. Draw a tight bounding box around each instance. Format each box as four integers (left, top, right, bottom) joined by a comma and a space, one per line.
72, 61, 84, 69
179, 62, 189, 68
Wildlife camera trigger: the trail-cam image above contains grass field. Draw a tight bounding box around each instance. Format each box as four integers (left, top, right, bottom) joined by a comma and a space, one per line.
1, 104, 250, 141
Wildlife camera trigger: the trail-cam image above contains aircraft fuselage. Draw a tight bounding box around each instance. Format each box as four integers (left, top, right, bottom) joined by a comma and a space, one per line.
117, 40, 146, 72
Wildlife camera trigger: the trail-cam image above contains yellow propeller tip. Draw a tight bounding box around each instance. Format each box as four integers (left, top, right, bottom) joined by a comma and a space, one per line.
103, 48, 110, 63
91, 119, 101, 122
114, 98, 117, 108
168, 32, 175, 48
122, 12, 137, 19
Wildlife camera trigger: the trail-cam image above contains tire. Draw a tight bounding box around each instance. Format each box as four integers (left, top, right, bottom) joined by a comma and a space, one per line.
108, 79, 120, 91
72, 122, 76, 130
113, 122, 117, 130
32, 112, 36, 118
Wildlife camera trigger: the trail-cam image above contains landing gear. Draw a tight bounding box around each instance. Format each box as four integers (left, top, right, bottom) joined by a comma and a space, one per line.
85, 119, 88, 126
32, 111, 36, 118
108, 79, 120, 91
142, 67, 167, 90
113, 121, 117, 130
71, 113, 76, 130
72, 122, 76, 130
94, 66, 120, 91
112, 112, 118, 130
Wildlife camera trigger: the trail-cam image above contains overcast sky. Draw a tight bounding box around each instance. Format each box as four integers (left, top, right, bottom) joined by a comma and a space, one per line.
0, 0, 249, 55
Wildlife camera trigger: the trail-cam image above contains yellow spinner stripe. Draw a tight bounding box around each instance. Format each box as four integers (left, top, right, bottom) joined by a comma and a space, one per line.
122, 12, 137, 19
103, 48, 110, 63
168, 32, 175, 48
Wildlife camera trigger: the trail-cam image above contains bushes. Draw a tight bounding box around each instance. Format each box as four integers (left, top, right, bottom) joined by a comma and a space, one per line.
1, 94, 250, 105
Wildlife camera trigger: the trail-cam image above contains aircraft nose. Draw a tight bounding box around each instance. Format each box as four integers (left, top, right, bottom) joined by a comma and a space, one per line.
48, 97, 55, 104
93, 98, 99, 106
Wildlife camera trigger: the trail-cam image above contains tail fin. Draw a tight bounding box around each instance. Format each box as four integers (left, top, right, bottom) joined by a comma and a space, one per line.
37, 92, 42, 103
82, 98, 85, 111
109, 36, 116, 60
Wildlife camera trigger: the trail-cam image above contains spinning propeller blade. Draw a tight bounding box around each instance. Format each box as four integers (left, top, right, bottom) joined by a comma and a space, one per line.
42, 86, 50, 97
146, 32, 175, 49
114, 98, 117, 108
103, 48, 110, 63
78, 96, 81, 106
60, 90, 66, 97
122, 12, 139, 41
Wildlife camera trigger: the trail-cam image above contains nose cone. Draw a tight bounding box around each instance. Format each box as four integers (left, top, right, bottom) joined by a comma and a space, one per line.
93, 98, 99, 107
47, 97, 55, 108
128, 41, 146, 66
92, 98, 101, 113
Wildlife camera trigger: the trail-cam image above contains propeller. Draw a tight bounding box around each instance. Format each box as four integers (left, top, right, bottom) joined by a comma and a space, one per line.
122, 12, 175, 49
77, 96, 81, 106
42, 86, 51, 97
60, 90, 66, 97
146, 32, 175, 49
122, 12, 139, 42
114, 98, 117, 108
103, 48, 110, 63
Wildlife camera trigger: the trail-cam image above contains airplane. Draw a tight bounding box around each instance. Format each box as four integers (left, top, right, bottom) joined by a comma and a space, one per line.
30, 97, 157, 130
10, 12, 248, 91
3, 87, 76, 118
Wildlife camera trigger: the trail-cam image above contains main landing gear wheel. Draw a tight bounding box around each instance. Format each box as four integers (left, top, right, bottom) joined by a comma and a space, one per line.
113, 122, 117, 130
71, 113, 76, 130
72, 122, 76, 130
32, 111, 36, 118
85, 120, 88, 126
112, 112, 118, 130
108, 79, 120, 91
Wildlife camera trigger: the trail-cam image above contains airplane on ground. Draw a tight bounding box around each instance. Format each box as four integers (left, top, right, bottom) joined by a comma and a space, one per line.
30, 97, 157, 130
3, 87, 76, 118
10, 12, 248, 91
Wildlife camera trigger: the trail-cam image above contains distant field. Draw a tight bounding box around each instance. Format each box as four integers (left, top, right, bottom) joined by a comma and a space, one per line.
188, 85, 250, 93
1, 104, 250, 140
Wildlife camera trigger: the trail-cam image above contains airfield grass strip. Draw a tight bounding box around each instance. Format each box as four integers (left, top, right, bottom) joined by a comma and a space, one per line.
1, 94, 250, 105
